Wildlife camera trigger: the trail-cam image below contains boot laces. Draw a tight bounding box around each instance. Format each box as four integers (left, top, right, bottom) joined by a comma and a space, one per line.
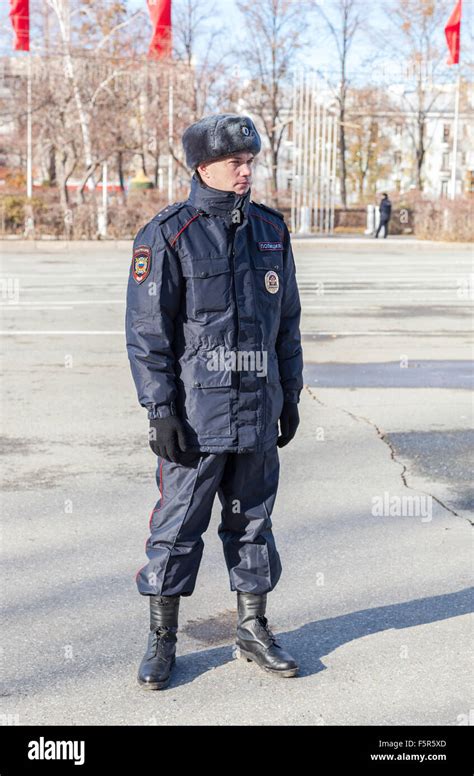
151, 625, 175, 655
255, 615, 279, 647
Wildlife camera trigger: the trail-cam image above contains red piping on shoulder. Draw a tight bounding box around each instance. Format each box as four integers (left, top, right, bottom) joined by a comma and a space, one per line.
170, 213, 201, 246
249, 212, 284, 237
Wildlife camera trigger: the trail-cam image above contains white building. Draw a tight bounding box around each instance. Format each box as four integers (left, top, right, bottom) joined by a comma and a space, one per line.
249, 77, 473, 206
367, 80, 473, 201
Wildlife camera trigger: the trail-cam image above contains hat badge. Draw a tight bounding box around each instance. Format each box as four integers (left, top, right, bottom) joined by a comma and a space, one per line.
241, 125, 250, 136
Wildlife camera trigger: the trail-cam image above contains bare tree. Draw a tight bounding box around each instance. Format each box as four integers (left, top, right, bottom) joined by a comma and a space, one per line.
38, 72, 79, 211
346, 88, 393, 201
233, 0, 311, 206
382, 0, 454, 191
312, 0, 366, 209
173, 0, 228, 118
43, 0, 144, 208
166, 0, 237, 187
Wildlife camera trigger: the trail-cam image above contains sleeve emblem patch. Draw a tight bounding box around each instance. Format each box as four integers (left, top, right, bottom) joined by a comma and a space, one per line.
132, 245, 152, 283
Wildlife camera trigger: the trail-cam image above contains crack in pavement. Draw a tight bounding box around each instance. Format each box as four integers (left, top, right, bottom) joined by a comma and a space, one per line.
304, 384, 473, 526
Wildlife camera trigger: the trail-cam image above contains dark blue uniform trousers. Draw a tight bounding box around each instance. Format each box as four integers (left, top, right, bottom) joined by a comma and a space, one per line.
135, 446, 282, 597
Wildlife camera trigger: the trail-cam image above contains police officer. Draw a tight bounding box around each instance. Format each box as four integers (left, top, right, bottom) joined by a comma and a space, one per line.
125, 113, 304, 690
374, 192, 392, 238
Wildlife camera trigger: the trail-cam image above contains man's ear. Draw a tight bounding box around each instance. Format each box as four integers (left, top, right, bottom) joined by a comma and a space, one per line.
197, 163, 208, 181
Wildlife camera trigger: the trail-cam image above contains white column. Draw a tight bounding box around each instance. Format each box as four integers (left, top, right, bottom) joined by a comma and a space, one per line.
450, 70, 461, 200
26, 51, 32, 199
290, 71, 297, 234
98, 161, 108, 237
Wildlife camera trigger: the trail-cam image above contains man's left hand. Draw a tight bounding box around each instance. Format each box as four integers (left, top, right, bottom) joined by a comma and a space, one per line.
277, 402, 300, 448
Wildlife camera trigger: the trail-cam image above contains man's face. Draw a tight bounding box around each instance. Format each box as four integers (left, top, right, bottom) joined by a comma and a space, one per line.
197, 152, 255, 195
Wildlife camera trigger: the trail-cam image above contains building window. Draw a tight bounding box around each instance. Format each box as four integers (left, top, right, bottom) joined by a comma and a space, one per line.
443, 124, 450, 142
394, 151, 402, 165
442, 152, 450, 170
395, 179, 401, 192
441, 180, 449, 198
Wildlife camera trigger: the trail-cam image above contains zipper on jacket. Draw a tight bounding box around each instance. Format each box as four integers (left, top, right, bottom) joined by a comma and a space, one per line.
228, 232, 241, 395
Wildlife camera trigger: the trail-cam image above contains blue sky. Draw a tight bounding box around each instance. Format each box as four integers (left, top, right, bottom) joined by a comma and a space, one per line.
128, 0, 387, 75
127, 0, 471, 84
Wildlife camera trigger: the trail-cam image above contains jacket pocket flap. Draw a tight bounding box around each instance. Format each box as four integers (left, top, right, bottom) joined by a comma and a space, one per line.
180, 256, 230, 277
251, 252, 283, 271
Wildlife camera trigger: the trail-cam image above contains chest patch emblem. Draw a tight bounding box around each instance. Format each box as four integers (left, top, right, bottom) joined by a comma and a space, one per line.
132, 245, 151, 284
258, 241, 283, 251
265, 270, 279, 294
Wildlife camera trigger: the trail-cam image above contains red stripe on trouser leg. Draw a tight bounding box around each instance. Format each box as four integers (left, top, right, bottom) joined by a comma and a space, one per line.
148, 458, 164, 527
134, 458, 165, 581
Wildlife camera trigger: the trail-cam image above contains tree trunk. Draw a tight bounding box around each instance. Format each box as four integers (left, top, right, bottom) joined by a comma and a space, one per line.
416, 116, 425, 191
272, 147, 279, 207
48, 144, 56, 185
339, 106, 347, 209
153, 150, 160, 189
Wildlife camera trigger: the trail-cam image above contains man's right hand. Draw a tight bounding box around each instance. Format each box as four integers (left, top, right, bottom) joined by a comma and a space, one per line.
149, 416, 188, 463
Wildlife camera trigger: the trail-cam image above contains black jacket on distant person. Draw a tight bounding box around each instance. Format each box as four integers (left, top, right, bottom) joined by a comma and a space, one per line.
379, 196, 392, 222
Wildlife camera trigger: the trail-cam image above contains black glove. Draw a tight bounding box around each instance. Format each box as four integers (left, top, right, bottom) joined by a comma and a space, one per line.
149, 416, 188, 463
277, 402, 300, 448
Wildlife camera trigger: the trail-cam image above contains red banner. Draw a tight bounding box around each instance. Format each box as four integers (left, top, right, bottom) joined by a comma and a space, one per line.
9, 0, 29, 52
147, 0, 172, 60
444, 0, 462, 65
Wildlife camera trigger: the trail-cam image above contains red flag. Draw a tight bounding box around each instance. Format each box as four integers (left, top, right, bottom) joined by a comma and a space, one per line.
147, 0, 172, 60
444, 0, 462, 65
9, 0, 29, 52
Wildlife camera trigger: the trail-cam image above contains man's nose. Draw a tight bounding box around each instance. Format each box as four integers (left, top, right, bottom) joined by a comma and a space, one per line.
241, 164, 251, 176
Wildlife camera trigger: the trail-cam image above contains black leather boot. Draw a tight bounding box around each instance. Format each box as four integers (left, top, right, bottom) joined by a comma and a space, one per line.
137, 594, 180, 690
232, 592, 299, 678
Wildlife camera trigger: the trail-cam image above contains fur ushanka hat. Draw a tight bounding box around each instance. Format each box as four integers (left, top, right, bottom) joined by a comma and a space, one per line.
182, 113, 261, 170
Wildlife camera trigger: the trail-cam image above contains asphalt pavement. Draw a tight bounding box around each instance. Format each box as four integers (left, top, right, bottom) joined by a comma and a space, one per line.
0, 236, 472, 725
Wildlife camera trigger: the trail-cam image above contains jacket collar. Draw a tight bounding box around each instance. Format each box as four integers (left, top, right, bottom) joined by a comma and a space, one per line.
187, 171, 251, 221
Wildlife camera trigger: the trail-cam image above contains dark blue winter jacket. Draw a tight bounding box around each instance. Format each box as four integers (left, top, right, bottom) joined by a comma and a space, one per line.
125, 172, 304, 453
379, 197, 392, 221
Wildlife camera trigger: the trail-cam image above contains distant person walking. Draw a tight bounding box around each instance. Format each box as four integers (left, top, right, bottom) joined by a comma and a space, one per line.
374, 193, 392, 238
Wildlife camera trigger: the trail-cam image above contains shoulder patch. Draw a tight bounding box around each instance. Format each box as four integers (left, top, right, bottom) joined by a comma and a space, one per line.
132, 245, 151, 284
153, 201, 187, 226
251, 201, 285, 220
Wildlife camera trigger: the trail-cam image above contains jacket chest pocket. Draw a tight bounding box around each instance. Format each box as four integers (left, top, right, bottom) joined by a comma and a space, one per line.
180, 256, 231, 318
251, 251, 283, 302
